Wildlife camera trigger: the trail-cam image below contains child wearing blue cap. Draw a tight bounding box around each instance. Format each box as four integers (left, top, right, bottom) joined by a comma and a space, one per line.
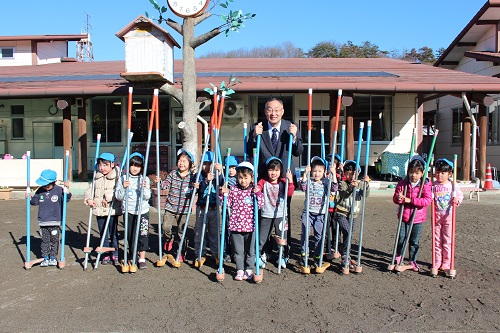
225, 155, 239, 188
193, 151, 223, 267
159, 149, 196, 261
392, 156, 431, 272
116, 152, 151, 270
84, 152, 122, 265
300, 156, 339, 267
432, 158, 463, 272
334, 159, 370, 269
29, 169, 72, 267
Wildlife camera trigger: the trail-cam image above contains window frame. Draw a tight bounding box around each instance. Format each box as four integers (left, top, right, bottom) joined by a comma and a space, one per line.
451, 106, 463, 145
352, 94, 394, 143
11, 105, 24, 139
0, 47, 15, 60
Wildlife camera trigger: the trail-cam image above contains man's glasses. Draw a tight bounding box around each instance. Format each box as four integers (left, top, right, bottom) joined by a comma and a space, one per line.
266, 108, 283, 114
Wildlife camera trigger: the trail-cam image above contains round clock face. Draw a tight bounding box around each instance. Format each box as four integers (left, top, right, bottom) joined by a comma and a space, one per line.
48, 105, 58, 115
167, 0, 209, 18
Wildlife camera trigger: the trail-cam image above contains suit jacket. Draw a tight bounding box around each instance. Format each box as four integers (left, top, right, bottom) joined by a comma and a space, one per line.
247, 119, 304, 179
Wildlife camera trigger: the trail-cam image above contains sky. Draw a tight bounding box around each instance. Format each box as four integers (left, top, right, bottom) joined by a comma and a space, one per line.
1, 0, 488, 61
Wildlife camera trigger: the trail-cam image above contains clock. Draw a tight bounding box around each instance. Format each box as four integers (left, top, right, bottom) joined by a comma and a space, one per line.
48, 105, 58, 115
167, 0, 209, 18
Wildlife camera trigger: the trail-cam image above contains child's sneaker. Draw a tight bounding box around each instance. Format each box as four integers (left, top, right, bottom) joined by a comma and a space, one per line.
40, 258, 49, 267
301, 252, 307, 266
112, 256, 119, 265
48, 258, 57, 266
410, 261, 420, 272
395, 255, 402, 265
164, 241, 173, 252
243, 269, 254, 280
259, 253, 267, 268
178, 254, 185, 263
313, 256, 321, 268
138, 261, 147, 270
277, 257, 288, 269
101, 256, 112, 265
234, 270, 245, 281
341, 256, 354, 269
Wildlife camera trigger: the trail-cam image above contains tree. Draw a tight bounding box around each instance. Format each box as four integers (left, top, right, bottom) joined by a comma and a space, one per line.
307, 40, 388, 58
401, 46, 436, 64
200, 41, 304, 58
146, 0, 255, 161
306, 41, 340, 58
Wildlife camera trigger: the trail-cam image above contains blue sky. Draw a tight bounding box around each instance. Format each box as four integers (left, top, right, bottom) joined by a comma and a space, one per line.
1, 0, 487, 61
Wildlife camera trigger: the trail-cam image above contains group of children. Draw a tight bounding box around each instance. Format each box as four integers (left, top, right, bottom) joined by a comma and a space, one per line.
27, 147, 463, 279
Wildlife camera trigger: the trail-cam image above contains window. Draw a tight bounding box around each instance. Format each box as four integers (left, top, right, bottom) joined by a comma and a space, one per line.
0, 47, 14, 59
130, 96, 170, 143
11, 105, 24, 139
353, 95, 393, 141
488, 104, 500, 144
452, 107, 462, 144
91, 98, 122, 143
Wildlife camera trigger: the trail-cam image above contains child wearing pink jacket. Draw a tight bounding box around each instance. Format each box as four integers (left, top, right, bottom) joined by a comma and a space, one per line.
222, 161, 264, 281
393, 156, 432, 272
432, 158, 463, 271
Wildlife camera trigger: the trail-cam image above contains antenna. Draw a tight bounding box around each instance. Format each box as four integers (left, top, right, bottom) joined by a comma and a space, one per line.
76, 12, 95, 62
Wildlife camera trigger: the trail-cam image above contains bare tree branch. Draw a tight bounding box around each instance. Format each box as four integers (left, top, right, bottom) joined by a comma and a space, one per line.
193, 12, 212, 26
166, 18, 182, 35
159, 83, 183, 103
191, 28, 220, 49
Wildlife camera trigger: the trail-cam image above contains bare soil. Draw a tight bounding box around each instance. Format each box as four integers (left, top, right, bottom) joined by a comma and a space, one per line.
0, 191, 499, 332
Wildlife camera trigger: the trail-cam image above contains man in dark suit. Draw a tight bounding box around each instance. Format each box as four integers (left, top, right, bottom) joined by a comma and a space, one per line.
247, 97, 304, 264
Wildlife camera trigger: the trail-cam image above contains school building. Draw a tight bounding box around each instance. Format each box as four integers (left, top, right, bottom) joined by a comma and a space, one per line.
1, 1, 500, 185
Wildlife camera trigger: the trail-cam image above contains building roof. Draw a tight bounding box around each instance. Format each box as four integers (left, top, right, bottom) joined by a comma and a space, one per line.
115, 15, 180, 48
434, 0, 500, 68
0, 34, 89, 42
1, 57, 500, 98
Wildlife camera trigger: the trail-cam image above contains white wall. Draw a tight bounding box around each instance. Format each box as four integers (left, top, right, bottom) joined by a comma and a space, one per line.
0, 40, 33, 66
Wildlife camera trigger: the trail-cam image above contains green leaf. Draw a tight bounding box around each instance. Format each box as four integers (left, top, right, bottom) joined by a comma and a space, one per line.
221, 3, 227, 8
161, 6, 167, 13
226, 89, 235, 95
204, 88, 214, 95
145, 11, 150, 18
220, 81, 226, 89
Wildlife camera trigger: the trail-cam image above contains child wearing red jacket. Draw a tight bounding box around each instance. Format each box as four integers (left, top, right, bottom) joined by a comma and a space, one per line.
257, 157, 294, 269
393, 156, 432, 272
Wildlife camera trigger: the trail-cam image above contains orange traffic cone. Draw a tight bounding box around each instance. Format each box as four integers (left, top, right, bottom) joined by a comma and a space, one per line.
483, 164, 494, 190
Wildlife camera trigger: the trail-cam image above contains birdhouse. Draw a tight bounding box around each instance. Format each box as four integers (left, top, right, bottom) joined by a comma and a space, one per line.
116, 15, 180, 83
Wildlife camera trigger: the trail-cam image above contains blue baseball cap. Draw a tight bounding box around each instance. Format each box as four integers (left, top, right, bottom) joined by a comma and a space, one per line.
435, 158, 453, 168
98, 152, 116, 162
225, 155, 240, 167
265, 156, 282, 166
177, 148, 194, 163
311, 156, 328, 167
410, 155, 425, 164
203, 151, 214, 163
343, 160, 361, 172
129, 152, 144, 160
36, 169, 57, 186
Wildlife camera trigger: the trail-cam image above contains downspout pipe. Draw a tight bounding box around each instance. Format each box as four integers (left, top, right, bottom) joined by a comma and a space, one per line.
462, 92, 477, 179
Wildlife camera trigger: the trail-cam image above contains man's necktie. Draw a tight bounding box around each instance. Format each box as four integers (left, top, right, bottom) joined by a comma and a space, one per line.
272, 128, 278, 150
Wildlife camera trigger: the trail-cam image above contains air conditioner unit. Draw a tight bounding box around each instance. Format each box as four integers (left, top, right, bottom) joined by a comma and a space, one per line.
223, 100, 244, 119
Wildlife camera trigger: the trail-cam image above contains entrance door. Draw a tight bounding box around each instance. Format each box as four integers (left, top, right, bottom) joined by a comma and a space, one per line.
32, 122, 53, 159
298, 116, 344, 168
32, 120, 76, 165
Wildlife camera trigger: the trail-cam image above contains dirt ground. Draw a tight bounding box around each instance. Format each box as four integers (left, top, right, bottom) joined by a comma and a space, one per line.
0, 190, 499, 333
